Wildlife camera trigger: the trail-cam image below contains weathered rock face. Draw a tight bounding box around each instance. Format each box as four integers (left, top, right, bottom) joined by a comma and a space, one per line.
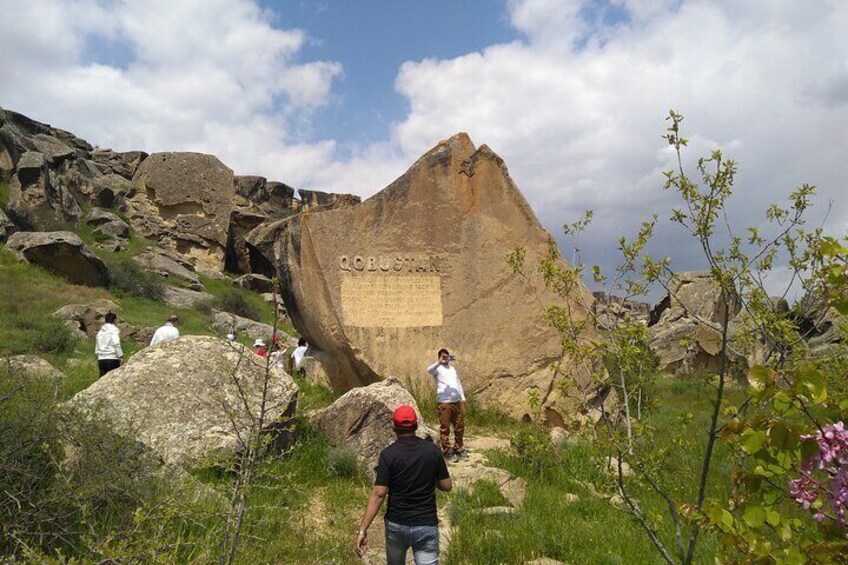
298, 189, 361, 212
312, 378, 433, 476
161, 286, 214, 309
648, 271, 746, 378
211, 310, 276, 343
592, 292, 651, 330
132, 247, 203, 290
127, 152, 234, 268
794, 291, 846, 359
6, 231, 110, 287
52, 299, 154, 344
234, 273, 275, 294
271, 133, 596, 421
70, 336, 299, 466
1, 355, 63, 385
650, 271, 741, 327
0, 207, 12, 243
86, 207, 130, 239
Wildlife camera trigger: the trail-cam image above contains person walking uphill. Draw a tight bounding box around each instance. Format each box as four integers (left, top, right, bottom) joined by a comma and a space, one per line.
150, 315, 180, 346
355, 405, 452, 565
95, 312, 123, 376
427, 349, 467, 463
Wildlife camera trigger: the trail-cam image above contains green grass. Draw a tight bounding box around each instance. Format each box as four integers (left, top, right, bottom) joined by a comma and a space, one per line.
445, 377, 744, 565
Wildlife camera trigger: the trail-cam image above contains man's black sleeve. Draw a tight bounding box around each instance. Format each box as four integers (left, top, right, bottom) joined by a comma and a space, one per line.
435, 449, 450, 481
375, 452, 391, 486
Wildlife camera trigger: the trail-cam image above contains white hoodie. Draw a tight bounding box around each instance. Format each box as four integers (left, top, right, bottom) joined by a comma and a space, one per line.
95, 323, 123, 360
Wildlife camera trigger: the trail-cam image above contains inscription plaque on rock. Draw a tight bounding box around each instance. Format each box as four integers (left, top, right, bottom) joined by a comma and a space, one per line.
340, 275, 442, 328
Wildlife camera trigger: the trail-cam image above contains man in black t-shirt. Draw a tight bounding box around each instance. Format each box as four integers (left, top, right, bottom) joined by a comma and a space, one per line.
355, 405, 452, 564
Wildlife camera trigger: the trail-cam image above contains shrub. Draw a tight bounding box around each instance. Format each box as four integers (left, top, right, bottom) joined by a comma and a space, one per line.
8, 314, 77, 355
106, 256, 165, 301
326, 446, 361, 479
216, 290, 262, 321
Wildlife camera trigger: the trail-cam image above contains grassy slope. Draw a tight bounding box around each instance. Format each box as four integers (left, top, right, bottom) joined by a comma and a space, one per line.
445, 378, 743, 565
2, 231, 752, 564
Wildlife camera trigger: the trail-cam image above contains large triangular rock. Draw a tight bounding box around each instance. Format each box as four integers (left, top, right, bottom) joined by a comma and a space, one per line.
270, 133, 596, 421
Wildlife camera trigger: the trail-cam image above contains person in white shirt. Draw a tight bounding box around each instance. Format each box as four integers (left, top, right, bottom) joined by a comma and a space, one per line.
95, 312, 123, 376
426, 348, 467, 462
289, 338, 308, 376
150, 315, 180, 346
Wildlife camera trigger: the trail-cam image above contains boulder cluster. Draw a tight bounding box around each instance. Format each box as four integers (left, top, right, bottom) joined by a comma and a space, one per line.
0, 106, 360, 281
594, 271, 845, 380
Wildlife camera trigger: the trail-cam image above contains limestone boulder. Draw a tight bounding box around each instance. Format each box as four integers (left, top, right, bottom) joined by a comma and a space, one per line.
271, 133, 597, 421
647, 271, 748, 379
70, 336, 299, 466
650, 271, 741, 326
0, 207, 12, 243
592, 291, 651, 330
52, 299, 154, 344
1, 355, 63, 384
225, 205, 269, 274
299, 348, 333, 389
649, 316, 747, 380
793, 291, 846, 359
234, 273, 275, 293
243, 216, 288, 278
161, 286, 214, 309
312, 378, 433, 476
5, 231, 110, 287
7, 150, 83, 225
127, 152, 235, 269
211, 310, 277, 344
298, 188, 361, 211
132, 247, 203, 290
86, 207, 130, 239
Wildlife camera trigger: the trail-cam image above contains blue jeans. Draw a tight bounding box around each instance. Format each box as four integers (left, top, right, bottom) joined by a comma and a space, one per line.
385, 519, 439, 565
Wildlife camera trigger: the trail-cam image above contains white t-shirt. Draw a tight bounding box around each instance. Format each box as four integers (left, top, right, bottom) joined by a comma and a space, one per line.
150, 322, 180, 346
290, 345, 308, 369
427, 362, 466, 403
95, 323, 123, 360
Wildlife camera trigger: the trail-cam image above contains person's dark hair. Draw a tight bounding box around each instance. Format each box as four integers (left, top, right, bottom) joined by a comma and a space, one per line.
437, 348, 449, 358
393, 424, 418, 435
105, 312, 117, 324
298, 338, 307, 347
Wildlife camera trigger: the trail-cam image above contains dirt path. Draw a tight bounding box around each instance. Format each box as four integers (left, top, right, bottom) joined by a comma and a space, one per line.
361, 434, 525, 564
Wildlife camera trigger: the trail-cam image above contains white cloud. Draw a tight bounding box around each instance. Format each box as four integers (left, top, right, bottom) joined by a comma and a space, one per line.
374, 0, 848, 296
1, 0, 846, 298
0, 0, 341, 181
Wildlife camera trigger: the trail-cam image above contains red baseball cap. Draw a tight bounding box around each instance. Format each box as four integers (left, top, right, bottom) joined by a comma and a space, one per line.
392, 405, 418, 429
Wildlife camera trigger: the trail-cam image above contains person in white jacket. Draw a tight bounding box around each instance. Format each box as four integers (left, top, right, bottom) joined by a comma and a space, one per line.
427, 348, 467, 462
150, 315, 180, 346
95, 312, 123, 376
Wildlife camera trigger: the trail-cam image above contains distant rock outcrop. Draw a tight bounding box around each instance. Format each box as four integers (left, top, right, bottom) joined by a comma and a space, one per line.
0, 208, 12, 243
648, 271, 747, 378
270, 133, 598, 421
132, 246, 203, 290
592, 292, 651, 330
52, 299, 154, 344
70, 336, 298, 466
126, 152, 235, 269
5, 231, 111, 287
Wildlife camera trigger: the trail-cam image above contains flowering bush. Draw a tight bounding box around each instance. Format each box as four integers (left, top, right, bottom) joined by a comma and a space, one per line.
789, 422, 848, 525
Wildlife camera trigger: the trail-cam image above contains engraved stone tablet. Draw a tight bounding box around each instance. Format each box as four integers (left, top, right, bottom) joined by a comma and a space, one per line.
341, 275, 442, 327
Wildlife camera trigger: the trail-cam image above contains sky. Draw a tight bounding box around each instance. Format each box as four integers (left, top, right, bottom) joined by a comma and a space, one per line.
1, 0, 846, 300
